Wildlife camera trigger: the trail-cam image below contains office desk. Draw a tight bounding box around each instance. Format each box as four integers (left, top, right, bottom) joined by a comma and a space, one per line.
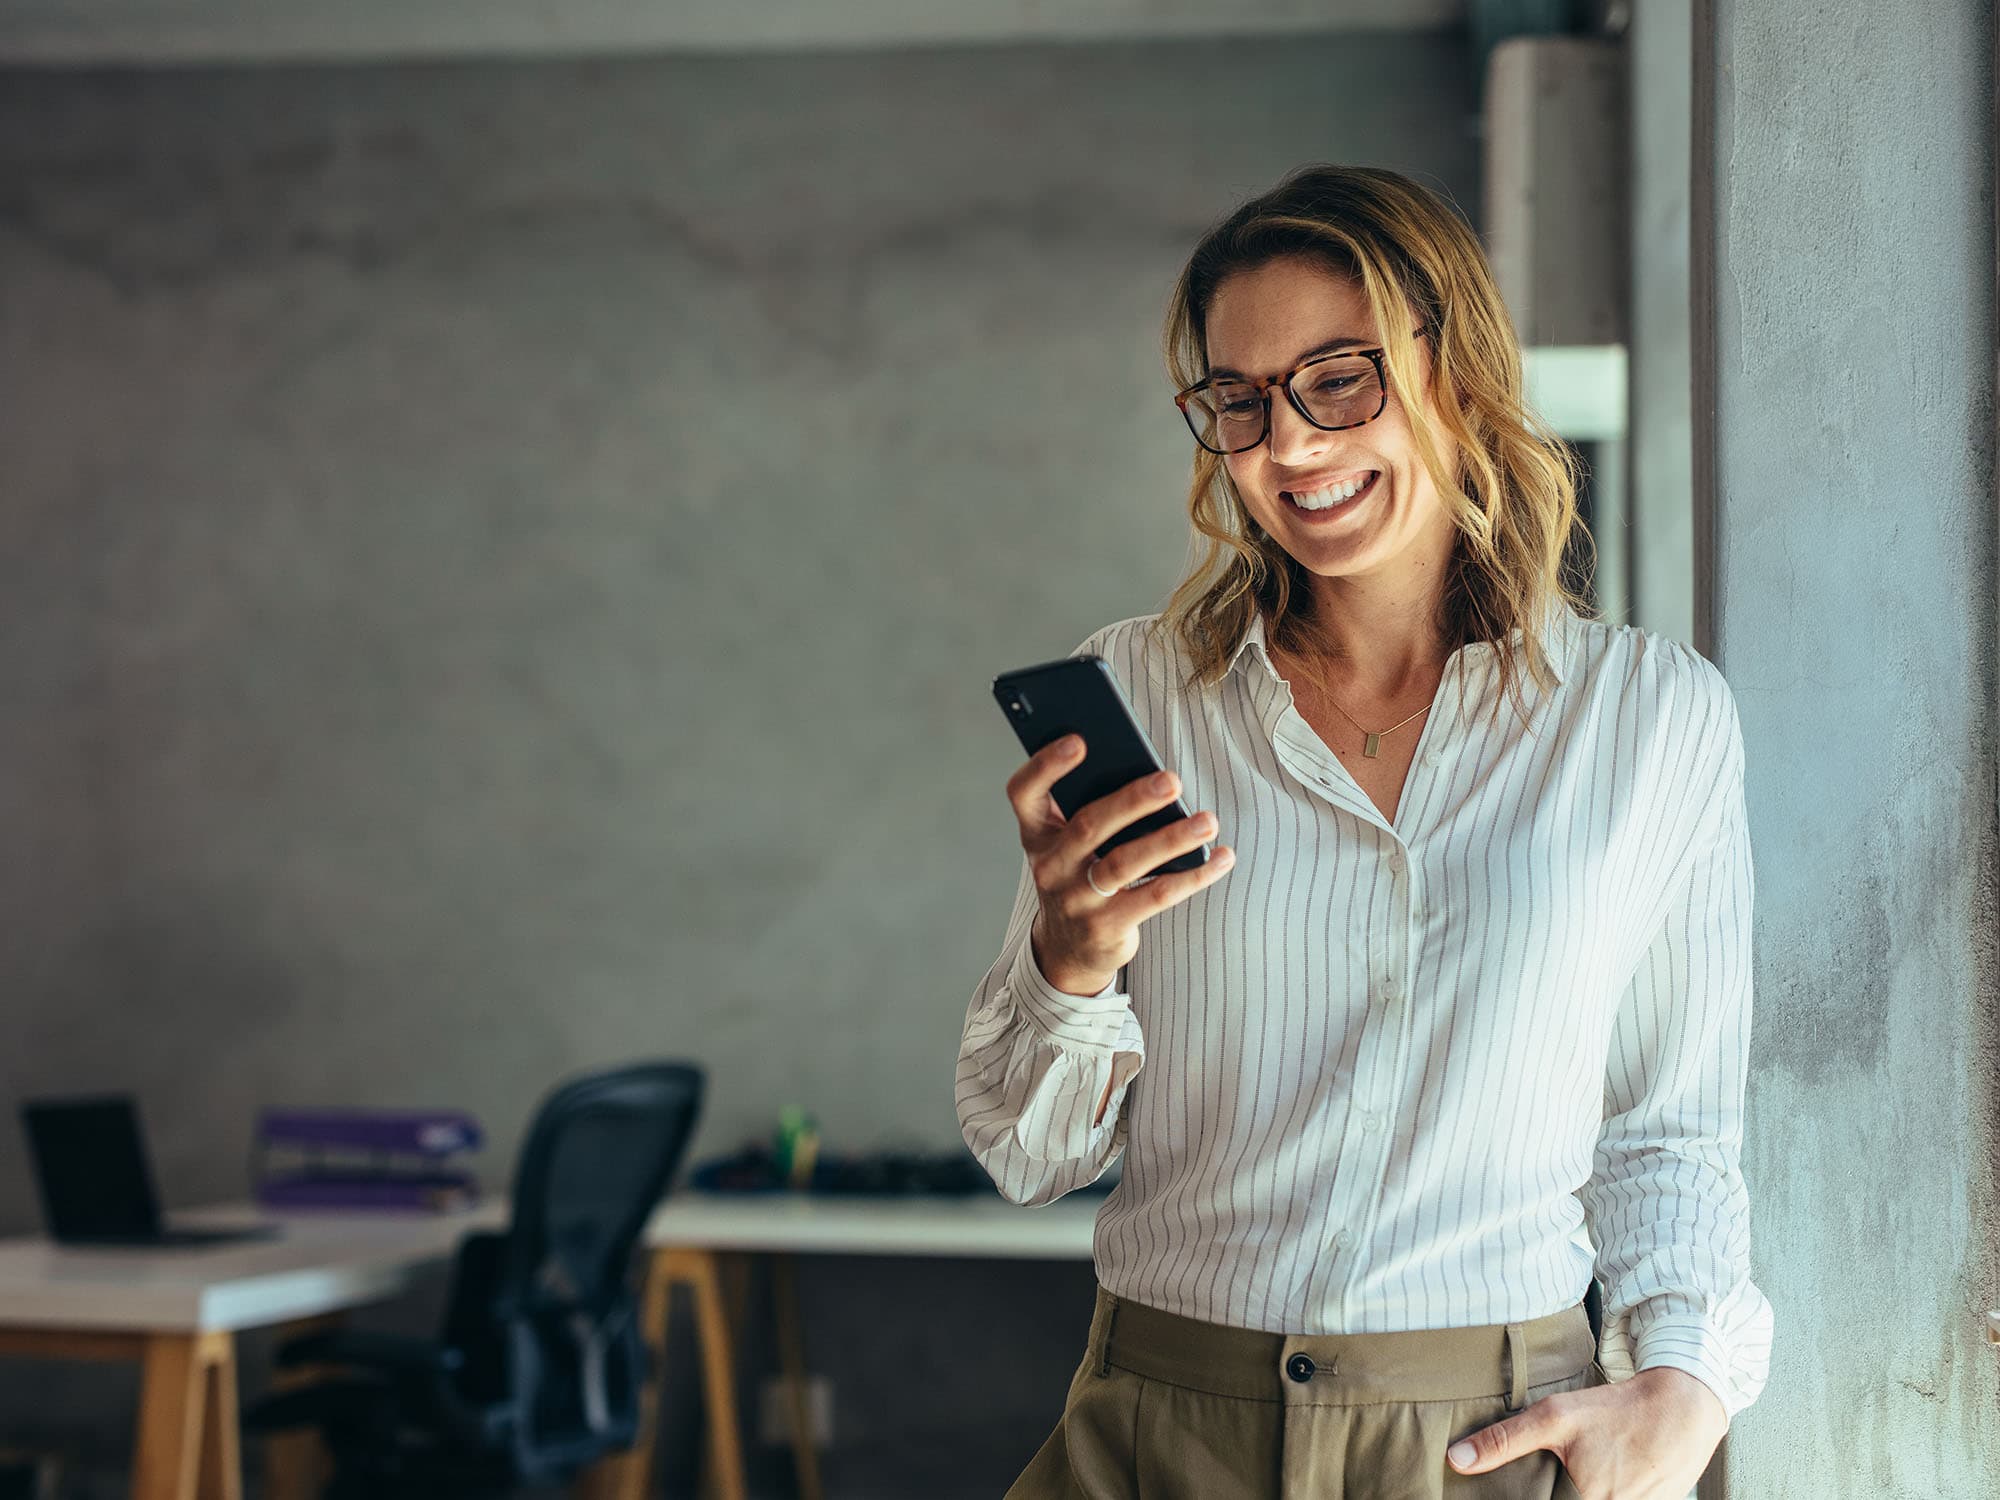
0, 1192, 1100, 1500
640, 1189, 1100, 1259
588, 1192, 1102, 1500
0, 1202, 483, 1500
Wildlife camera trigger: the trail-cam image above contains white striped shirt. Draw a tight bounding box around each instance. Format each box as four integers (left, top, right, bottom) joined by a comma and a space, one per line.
956, 604, 1772, 1423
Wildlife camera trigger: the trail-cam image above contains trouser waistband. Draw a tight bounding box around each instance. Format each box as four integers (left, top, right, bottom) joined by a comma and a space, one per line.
1087, 1285, 1595, 1410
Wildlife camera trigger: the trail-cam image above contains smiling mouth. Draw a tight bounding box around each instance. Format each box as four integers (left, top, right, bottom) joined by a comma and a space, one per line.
1282, 471, 1380, 512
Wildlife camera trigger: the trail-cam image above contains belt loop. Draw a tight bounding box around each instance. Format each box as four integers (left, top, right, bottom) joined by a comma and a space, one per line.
1504, 1322, 1528, 1411
1098, 1295, 1120, 1377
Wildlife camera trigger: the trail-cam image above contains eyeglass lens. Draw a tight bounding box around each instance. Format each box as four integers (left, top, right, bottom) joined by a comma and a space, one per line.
1181, 354, 1385, 453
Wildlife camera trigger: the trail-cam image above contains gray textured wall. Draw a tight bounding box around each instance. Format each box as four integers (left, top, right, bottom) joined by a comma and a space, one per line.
0, 38, 1479, 1495
1702, 1, 2000, 1494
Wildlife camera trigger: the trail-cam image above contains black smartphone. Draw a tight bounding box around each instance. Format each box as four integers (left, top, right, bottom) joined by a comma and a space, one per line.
992, 653, 1210, 881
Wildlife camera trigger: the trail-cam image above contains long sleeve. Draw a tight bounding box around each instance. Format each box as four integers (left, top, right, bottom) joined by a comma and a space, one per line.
1580, 665, 1774, 1426
955, 848, 1146, 1206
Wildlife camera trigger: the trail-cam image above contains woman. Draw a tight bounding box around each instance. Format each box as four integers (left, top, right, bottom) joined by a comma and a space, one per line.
955, 166, 1771, 1500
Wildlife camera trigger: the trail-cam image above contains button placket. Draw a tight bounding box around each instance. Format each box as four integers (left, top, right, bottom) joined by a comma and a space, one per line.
1359, 862, 1412, 1255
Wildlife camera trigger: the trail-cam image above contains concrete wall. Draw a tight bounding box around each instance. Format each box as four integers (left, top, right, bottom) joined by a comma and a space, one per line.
1700, 1, 2000, 1493
0, 0, 1468, 64
0, 37, 1480, 1495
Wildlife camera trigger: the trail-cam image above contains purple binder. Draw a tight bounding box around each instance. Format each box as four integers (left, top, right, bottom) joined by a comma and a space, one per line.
254, 1107, 484, 1214
257, 1107, 484, 1155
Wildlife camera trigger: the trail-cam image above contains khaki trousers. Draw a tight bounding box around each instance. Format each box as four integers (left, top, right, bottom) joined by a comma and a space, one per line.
1006, 1286, 1608, 1500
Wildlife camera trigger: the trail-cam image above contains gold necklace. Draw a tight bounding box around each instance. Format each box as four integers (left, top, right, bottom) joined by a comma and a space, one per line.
1278, 647, 1442, 758
1326, 694, 1432, 758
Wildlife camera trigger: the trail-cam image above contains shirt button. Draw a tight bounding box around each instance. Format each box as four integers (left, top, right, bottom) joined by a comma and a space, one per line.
1387, 851, 1405, 872
1332, 1229, 1352, 1248
1424, 750, 1441, 766
1380, 983, 1401, 1003
1360, 1111, 1380, 1132
1286, 1353, 1316, 1383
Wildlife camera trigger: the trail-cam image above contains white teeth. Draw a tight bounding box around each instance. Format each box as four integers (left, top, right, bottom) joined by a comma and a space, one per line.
1290, 474, 1374, 511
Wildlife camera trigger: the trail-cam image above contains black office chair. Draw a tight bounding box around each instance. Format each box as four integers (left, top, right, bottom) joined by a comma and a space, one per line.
243, 1061, 705, 1499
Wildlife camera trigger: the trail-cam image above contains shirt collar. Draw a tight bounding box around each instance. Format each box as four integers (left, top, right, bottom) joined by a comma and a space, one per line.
1226, 603, 1574, 687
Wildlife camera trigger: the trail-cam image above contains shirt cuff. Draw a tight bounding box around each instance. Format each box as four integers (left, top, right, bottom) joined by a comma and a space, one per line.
1625, 1296, 1742, 1428
1005, 936, 1132, 1050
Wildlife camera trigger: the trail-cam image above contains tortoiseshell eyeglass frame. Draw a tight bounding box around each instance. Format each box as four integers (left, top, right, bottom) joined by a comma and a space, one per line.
1174, 325, 1431, 456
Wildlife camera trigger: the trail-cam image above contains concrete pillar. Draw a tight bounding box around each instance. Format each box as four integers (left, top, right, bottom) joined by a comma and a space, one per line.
1695, 0, 1999, 1493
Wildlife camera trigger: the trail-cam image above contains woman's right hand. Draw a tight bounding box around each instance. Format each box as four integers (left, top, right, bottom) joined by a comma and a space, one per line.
1004, 733, 1237, 997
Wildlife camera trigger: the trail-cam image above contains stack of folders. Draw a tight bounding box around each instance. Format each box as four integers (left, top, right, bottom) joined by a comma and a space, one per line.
253, 1107, 483, 1213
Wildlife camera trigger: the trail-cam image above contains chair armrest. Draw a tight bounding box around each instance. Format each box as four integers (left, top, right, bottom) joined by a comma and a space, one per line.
275, 1327, 464, 1378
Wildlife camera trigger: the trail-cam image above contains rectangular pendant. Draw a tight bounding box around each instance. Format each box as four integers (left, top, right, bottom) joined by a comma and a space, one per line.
1363, 732, 1381, 758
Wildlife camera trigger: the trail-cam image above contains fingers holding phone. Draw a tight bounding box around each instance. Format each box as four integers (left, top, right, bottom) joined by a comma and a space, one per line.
995, 656, 1239, 995
1012, 740, 1235, 989
1073, 768, 1231, 902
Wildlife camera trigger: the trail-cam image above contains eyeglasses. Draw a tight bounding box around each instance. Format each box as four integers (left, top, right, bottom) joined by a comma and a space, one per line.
1174, 327, 1429, 455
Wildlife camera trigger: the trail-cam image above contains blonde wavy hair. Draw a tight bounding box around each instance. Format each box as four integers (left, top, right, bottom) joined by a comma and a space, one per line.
1148, 164, 1597, 728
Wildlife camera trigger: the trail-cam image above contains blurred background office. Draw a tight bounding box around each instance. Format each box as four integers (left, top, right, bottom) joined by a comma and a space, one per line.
2, 0, 1995, 1497
0, 0, 1718, 1494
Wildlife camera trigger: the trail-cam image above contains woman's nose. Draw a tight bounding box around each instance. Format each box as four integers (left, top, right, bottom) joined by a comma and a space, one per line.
1265, 393, 1333, 467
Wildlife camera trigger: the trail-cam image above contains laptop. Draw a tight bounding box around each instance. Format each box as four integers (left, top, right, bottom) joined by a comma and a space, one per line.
20, 1095, 281, 1248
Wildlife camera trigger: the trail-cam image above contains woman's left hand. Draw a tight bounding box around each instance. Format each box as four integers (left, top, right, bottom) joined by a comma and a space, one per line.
1445, 1366, 1728, 1499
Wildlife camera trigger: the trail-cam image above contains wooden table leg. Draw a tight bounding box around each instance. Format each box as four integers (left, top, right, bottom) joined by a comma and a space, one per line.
0, 1326, 240, 1500
132, 1334, 200, 1500
693, 1253, 754, 1500
260, 1314, 343, 1500
134, 1331, 239, 1500
571, 1247, 747, 1500
675, 1250, 747, 1500
572, 1249, 674, 1500
195, 1333, 241, 1500
771, 1254, 824, 1500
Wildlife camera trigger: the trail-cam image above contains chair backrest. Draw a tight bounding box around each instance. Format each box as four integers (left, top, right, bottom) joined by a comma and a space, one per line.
491, 1060, 704, 1478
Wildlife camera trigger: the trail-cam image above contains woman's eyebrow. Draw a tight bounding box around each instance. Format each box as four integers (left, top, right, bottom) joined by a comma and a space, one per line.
1207, 334, 1372, 380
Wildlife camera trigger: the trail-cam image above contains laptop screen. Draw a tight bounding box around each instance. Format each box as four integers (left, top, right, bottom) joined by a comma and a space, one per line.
20, 1096, 163, 1240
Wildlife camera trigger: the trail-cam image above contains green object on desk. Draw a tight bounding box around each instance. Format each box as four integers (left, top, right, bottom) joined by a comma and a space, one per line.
774, 1107, 820, 1191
